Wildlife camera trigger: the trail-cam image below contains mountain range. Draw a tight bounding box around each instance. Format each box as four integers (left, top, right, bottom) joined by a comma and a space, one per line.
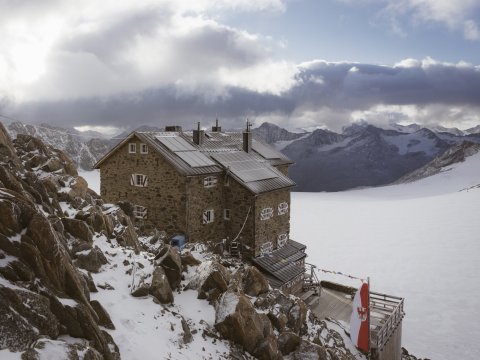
5, 120, 480, 192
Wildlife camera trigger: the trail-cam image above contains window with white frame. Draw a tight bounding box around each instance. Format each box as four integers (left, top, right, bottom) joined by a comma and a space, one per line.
278, 202, 288, 215
203, 176, 218, 188
133, 205, 147, 219
224, 209, 231, 220
203, 209, 214, 224
128, 143, 136, 153
140, 143, 148, 154
260, 207, 273, 220
130, 173, 148, 187
278, 233, 288, 248
260, 242, 273, 256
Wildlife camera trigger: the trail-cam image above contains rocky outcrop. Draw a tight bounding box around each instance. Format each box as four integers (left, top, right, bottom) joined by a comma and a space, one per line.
74, 246, 109, 273
186, 260, 230, 302
149, 266, 174, 304
242, 265, 269, 297
155, 245, 182, 290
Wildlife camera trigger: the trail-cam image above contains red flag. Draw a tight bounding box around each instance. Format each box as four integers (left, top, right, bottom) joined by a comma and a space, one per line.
350, 282, 369, 353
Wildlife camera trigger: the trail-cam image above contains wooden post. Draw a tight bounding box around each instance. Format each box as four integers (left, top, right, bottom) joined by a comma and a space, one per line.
368, 276, 371, 358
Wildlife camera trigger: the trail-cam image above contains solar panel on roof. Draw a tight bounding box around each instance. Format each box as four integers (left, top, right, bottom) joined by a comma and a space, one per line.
211, 152, 278, 182
155, 135, 196, 152
176, 151, 217, 168
252, 140, 281, 159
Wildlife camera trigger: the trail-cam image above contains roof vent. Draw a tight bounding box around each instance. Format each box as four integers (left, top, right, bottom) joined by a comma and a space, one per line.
211, 118, 222, 132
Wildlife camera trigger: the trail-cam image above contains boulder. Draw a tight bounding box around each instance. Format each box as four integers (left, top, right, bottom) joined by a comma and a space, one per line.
70, 176, 88, 198
215, 291, 279, 359
90, 300, 115, 330
277, 331, 301, 355
180, 251, 201, 270
149, 267, 174, 304
242, 266, 269, 297
62, 218, 93, 243
155, 245, 182, 290
289, 340, 328, 360
186, 260, 230, 302
75, 246, 108, 273
116, 224, 141, 252
131, 284, 150, 297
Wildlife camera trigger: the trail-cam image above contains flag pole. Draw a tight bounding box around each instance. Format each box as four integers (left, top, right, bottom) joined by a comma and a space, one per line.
367, 276, 371, 357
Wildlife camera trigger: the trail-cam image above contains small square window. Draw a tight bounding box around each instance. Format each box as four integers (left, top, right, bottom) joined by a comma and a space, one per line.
260, 242, 273, 256
133, 205, 147, 219
204, 176, 218, 188
203, 209, 214, 224
278, 202, 288, 215
224, 209, 231, 220
129, 143, 136, 153
140, 143, 148, 154
260, 207, 273, 221
278, 234, 288, 248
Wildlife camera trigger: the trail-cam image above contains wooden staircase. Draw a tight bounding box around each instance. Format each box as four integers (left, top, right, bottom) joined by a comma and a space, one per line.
230, 241, 240, 257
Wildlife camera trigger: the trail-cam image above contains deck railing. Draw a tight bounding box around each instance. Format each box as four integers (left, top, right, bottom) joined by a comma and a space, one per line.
369, 292, 405, 350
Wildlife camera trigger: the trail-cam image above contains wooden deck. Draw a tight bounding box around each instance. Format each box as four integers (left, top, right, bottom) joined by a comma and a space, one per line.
308, 287, 353, 323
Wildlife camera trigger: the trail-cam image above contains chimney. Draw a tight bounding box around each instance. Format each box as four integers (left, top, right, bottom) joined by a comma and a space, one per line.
243, 120, 252, 153
165, 125, 182, 132
211, 118, 222, 132
193, 122, 205, 146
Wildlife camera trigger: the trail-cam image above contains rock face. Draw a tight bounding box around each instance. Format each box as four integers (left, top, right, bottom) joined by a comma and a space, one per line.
242, 266, 269, 297
155, 245, 182, 290
215, 291, 280, 360
186, 260, 230, 302
0, 123, 135, 359
149, 266, 174, 304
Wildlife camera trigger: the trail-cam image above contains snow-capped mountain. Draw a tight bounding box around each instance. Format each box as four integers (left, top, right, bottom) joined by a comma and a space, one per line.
253, 122, 307, 147
7, 121, 110, 170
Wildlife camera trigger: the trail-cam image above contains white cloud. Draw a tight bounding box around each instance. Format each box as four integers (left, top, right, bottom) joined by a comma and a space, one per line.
464, 20, 480, 40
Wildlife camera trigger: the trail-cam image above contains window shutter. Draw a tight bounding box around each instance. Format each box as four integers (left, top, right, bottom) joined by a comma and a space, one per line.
143, 175, 148, 187
130, 174, 135, 186
203, 211, 208, 224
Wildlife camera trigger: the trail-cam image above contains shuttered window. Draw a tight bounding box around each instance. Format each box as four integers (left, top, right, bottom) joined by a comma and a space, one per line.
131, 174, 148, 187
260, 207, 273, 220
260, 242, 273, 256
203, 209, 214, 224
128, 143, 136, 153
224, 209, 231, 220
278, 234, 288, 248
133, 205, 147, 219
203, 176, 218, 188
278, 202, 288, 215
140, 143, 148, 154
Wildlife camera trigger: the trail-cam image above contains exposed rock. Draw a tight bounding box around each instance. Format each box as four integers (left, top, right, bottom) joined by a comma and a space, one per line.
62, 218, 94, 243
155, 245, 182, 290
149, 266, 174, 304
242, 266, 269, 297
131, 284, 150, 297
186, 260, 230, 302
277, 331, 301, 355
289, 340, 328, 360
75, 246, 109, 273
90, 300, 115, 330
181, 317, 193, 344
180, 251, 201, 270
215, 291, 279, 359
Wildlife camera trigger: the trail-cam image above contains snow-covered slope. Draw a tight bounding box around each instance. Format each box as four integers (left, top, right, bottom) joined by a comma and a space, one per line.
291, 151, 480, 360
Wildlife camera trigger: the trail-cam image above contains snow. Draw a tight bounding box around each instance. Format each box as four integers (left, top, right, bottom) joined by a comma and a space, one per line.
291, 152, 480, 360
382, 132, 439, 155
0, 350, 21, 359
90, 235, 232, 360
57, 297, 78, 307
78, 169, 100, 194
215, 292, 240, 323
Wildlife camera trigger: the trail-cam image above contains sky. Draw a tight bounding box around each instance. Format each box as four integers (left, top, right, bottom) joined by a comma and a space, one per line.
0, 0, 479, 134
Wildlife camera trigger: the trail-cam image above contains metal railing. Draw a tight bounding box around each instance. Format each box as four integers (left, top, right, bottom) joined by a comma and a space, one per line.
303, 262, 321, 290
369, 292, 405, 350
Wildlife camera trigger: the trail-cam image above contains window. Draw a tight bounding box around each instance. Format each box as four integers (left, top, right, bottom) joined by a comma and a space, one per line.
140, 143, 148, 154
130, 174, 148, 187
278, 234, 288, 248
260, 207, 273, 221
203, 209, 214, 224
128, 143, 136, 153
278, 202, 289, 215
133, 205, 147, 219
203, 176, 218, 188
224, 209, 231, 220
260, 242, 273, 256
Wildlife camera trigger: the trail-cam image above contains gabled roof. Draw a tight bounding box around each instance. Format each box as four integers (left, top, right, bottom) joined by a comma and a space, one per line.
94, 129, 295, 194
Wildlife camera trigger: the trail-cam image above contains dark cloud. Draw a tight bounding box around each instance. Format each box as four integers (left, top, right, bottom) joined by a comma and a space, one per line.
8, 59, 480, 132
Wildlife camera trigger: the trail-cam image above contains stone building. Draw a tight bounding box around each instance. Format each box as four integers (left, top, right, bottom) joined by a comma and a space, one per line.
94, 121, 306, 294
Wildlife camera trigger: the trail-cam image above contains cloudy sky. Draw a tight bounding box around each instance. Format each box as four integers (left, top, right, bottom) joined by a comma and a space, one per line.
1, 0, 479, 134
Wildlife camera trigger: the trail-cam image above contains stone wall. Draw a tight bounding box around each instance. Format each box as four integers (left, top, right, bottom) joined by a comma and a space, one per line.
223, 176, 256, 258
99, 135, 187, 236
185, 174, 225, 243
253, 188, 291, 257
275, 164, 290, 176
